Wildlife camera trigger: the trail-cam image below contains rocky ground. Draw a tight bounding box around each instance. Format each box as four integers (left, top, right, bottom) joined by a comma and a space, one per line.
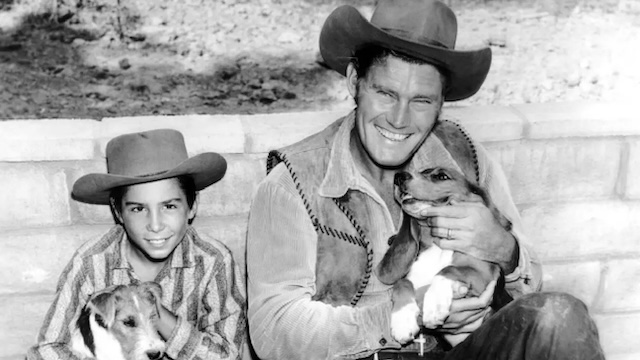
0, 0, 639, 120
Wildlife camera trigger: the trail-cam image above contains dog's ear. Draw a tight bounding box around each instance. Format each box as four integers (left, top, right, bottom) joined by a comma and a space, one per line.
138, 281, 163, 306
376, 215, 420, 285
86, 286, 123, 328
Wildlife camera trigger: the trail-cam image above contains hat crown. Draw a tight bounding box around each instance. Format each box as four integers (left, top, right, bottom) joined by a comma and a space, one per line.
106, 129, 189, 177
371, 0, 457, 49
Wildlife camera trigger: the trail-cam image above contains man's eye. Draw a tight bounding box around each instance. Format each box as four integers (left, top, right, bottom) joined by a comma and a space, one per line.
123, 317, 136, 327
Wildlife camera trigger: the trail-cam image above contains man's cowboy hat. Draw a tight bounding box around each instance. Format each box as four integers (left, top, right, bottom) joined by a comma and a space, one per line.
319, 0, 491, 101
72, 129, 227, 205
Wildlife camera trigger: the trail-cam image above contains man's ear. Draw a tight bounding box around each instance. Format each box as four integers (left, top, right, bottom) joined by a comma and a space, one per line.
346, 62, 359, 99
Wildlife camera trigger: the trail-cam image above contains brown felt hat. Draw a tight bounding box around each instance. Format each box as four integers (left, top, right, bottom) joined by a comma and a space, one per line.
319, 0, 492, 101
72, 129, 227, 205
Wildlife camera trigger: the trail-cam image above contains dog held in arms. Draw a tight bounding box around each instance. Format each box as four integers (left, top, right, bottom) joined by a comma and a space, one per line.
376, 166, 513, 347
71, 282, 166, 360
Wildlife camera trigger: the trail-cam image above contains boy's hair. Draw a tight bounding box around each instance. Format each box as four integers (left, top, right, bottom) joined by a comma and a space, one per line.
351, 45, 449, 95
110, 175, 197, 215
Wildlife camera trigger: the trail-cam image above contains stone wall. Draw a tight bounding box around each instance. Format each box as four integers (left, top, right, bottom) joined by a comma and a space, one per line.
0, 101, 637, 360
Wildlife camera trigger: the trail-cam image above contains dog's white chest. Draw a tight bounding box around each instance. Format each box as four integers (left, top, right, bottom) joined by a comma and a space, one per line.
406, 244, 453, 289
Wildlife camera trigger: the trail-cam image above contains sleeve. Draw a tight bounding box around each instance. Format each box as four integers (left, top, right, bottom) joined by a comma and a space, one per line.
476, 144, 543, 298
246, 164, 398, 360
163, 244, 247, 360
26, 252, 94, 360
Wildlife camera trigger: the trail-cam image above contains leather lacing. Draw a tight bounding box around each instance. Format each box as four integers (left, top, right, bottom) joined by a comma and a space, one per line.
267, 150, 373, 306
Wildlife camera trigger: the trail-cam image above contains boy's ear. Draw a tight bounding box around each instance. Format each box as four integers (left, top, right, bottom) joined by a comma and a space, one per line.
188, 196, 198, 221
110, 197, 123, 224
346, 62, 359, 99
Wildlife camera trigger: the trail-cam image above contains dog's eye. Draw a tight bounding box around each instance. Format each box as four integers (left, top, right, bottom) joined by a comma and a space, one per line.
123, 317, 136, 327
432, 172, 451, 181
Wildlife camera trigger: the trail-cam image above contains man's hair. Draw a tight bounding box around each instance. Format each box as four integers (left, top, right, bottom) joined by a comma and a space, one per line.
110, 175, 197, 215
351, 46, 449, 94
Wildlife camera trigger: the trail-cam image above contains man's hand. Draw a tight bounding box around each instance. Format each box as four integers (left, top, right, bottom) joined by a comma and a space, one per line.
438, 280, 496, 335
419, 201, 518, 274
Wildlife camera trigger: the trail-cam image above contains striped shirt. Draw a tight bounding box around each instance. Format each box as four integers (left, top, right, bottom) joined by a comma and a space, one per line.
27, 225, 246, 360
247, 113, 542, 360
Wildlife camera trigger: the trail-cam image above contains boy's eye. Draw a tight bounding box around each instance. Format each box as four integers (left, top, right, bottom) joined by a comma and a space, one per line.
130, 206, 145, 213
164, 203, 178, 210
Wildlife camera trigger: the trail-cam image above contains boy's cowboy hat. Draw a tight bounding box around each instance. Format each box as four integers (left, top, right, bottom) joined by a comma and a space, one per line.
72, 129, 227, 205
319, 0, 491, 101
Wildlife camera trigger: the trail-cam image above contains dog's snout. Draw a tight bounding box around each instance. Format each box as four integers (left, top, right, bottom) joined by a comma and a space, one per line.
146, 351, 164, 360
394, 172, 412, 187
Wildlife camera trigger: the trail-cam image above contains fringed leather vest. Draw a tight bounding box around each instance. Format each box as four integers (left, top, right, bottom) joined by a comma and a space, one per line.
266, 114, 479, 307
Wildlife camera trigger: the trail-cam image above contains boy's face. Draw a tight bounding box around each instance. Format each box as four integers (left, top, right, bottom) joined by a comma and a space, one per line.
117, 178, 196, 263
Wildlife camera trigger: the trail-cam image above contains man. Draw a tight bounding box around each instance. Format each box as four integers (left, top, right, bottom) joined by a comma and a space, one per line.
28, 129, 246, 360
247, 0, 605, 359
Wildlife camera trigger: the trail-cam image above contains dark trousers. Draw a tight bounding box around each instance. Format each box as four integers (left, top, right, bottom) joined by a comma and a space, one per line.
367, 292, 606, 360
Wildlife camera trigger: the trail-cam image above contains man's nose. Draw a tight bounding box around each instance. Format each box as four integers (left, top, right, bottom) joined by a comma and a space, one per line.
389, 101, 410, 128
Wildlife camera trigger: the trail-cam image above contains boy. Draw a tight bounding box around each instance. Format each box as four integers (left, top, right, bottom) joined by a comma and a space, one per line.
27, 129, 246, 360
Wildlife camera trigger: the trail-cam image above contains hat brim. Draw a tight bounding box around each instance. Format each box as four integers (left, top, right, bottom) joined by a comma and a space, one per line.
319, 5, 492, 101
72, 152, 227, 205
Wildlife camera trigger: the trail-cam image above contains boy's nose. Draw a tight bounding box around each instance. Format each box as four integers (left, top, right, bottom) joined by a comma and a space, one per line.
147, 210, 165, 232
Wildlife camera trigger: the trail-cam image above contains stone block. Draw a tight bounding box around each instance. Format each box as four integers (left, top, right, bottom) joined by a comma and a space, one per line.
100, 114, 245, 154
442, 105, 525, 142
197, 154, 265, 216
623, 140, 640, 199
541, 261, 602, 307
64, 160, 115, 224
0, 293, 54, 358
594, 312, 640, 356
193, 214, 250, 275
0, 225, 113, 294
520, 200, 640, 260
597, 259, 640, 312
241, 110, 348, 153
485, 139, 622, 204
0, 163, 72, 229
607, 353, 640, 360
0, 119, 97, 161
515, 101, 638, 139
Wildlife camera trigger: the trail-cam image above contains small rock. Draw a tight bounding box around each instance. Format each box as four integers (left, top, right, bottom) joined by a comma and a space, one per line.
71, 38, 86, 47
259, 89, 278, 104
277, 31, 301, 43
486, 37, 507, 48
129, 33, 146, 42
119, 58, 131, 70
566, 72, 581, 87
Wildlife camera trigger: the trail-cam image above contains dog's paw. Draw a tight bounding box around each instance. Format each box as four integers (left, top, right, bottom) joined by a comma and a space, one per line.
391, 301, 421, 344
422, 275, 457, 328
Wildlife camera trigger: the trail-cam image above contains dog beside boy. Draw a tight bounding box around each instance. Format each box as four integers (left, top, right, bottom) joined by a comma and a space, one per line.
27, 129, 246, 360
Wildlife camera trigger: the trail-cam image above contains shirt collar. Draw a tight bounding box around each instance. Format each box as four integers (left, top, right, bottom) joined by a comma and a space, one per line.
317, 112, 463, 199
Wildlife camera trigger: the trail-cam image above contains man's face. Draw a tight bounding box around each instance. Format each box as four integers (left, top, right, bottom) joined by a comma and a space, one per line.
117, 178, 196, 263
347, 55, 443, 168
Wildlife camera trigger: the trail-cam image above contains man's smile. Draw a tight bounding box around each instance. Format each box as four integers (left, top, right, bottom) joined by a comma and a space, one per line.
375, 125, 411, 142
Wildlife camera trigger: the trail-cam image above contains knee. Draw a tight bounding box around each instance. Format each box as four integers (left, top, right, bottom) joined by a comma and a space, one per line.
518, 292, 590, 330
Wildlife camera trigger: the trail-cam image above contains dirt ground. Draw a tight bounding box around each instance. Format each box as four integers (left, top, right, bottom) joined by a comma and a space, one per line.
0, 0, 639, 120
